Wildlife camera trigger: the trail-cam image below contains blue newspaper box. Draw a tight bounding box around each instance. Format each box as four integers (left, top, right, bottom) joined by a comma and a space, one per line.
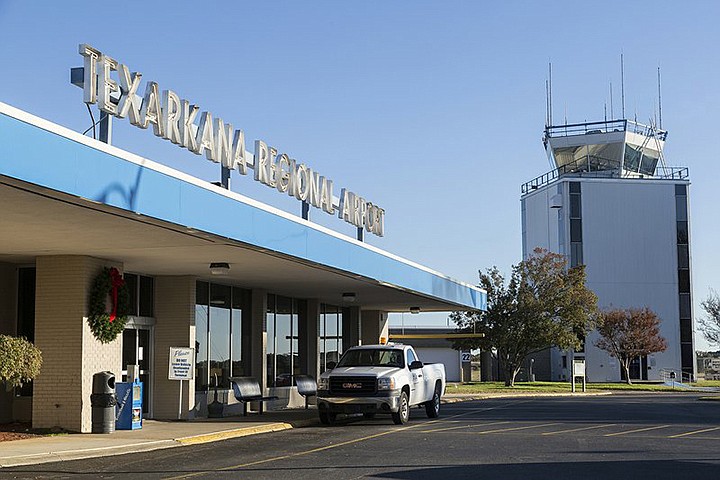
115, 380, 143, 430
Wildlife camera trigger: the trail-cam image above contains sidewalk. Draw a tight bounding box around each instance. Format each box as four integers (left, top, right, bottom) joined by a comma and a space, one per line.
0, 409, 319, 468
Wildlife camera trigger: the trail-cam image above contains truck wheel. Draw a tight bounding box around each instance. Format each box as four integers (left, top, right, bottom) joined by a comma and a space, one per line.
319, 410, 336, 425
425, 385, 441, 418
392, 391, 410, 425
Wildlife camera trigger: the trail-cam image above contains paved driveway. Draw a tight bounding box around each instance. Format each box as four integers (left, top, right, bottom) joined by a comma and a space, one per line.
3, 394, 720, 479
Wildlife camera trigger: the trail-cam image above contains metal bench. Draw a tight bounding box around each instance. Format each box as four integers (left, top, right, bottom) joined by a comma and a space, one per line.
294, 375, 317, 409
229, 377, 279, 416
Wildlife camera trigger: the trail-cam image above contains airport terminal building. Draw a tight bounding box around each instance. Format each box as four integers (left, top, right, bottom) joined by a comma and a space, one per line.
0, 47, 485, 432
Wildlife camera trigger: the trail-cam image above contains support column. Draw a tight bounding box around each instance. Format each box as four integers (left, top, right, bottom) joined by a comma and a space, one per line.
342, 306, 361, 348
299, 299, 320, 379
153, 276, 196, 420
360, 310, 389, 345
250, 289, 268, 392
0, 262, 18, 423
33, 256, 122, 432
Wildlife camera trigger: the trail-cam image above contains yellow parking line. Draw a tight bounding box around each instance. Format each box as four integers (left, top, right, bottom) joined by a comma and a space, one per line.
477, 423, 560, 435
542, 424, 616, 436
668, 426, 720, 438
604, 425, 670, 437
420, 421, 510, 433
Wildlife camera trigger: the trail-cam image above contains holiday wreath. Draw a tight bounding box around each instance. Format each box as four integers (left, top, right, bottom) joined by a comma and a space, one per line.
88, 267, 130, 343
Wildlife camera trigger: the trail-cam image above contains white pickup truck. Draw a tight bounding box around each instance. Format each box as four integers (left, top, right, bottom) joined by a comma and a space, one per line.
316, 343, 446, 425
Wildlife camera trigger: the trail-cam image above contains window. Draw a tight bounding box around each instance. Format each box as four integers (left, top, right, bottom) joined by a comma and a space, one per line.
678, 269, 691, 294
209, 284, 231, 388
407, 349, 418, 366
320, 304, 343, 373
195, 281, 249, 392
677, 221, 689, 245
675, 195, 687, 222
677, 245, 689, 269
16, 267, 36, 397
570, 194, 581, 219
679, 293, 691, 319
266, 295, 300, 387
570, 219, 583, 242
124, 273, 154, 317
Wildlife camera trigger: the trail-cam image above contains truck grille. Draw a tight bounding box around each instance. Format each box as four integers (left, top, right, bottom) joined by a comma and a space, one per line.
329, 376, 377, 395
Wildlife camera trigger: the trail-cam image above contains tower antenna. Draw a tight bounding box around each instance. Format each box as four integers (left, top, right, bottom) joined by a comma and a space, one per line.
545, 79, 549, 127
658, 65, 663, 129
609, 81, 614, 119
621, 53, 626, 119
548, 62, 553, 126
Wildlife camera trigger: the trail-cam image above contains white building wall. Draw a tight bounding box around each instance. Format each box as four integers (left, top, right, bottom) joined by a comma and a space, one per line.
581, 180, 681, 382
414, 347, 461, 382
521, 178, 687, 383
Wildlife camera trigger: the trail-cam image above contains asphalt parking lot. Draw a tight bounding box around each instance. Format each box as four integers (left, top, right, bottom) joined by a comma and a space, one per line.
3, 393, 719, 479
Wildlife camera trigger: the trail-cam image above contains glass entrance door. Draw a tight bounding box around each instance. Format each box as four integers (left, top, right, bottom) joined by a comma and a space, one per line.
122, 327, 152, 416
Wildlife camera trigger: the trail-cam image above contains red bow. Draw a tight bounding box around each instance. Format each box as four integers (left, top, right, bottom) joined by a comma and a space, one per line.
109, 268, 125, 322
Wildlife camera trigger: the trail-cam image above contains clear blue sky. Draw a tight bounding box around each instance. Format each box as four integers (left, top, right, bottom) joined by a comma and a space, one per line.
1, 1, 718, 349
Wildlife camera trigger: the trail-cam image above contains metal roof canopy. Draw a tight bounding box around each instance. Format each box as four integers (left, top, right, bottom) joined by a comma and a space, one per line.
0, 102, 486, 312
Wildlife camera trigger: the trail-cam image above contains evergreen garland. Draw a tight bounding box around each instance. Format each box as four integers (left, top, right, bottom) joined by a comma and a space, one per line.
87, 267, 130, 343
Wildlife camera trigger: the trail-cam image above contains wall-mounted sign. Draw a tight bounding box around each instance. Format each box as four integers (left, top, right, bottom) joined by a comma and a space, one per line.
77, 44, 385, 237
168, 347, 194, 381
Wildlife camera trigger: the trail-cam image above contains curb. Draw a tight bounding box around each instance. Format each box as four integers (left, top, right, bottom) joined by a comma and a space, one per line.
176, 423, 293, 445
441, 391, 613, 403
0, 439, 177, 468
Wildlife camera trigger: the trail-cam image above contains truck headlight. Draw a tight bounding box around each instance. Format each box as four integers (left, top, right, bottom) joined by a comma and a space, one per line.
317, 377, 329, 390
377, 377, 395, 390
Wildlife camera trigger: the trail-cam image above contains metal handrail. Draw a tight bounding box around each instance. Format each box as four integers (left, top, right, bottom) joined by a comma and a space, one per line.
544, 119, 668, 142
521, 163, 688, 194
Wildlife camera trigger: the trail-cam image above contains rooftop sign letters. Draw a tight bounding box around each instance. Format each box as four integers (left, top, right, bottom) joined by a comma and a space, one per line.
77, 44, 385, 237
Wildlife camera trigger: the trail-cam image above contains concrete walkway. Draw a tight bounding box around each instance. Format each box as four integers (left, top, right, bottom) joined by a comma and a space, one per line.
0, 409, 319, 468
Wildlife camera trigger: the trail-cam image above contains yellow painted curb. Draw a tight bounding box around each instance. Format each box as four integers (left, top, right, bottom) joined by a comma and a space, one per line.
176, 423, 293, 445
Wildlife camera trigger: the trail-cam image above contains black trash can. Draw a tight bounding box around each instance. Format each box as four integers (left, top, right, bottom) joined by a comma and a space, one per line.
91, 371, 117, 434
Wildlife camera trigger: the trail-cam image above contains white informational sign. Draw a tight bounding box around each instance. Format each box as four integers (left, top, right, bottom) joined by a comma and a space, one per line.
461, 352, 471, 363
168, 347, 194, 380
573, 359, 586, 377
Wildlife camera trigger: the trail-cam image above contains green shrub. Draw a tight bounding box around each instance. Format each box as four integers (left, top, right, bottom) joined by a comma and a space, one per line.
0, 335, 42, 389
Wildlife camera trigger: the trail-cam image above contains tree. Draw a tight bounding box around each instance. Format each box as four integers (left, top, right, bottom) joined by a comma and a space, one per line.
0, 335, 42, 389
699, 291, 720, 346
594, 308, 667, 384
450, 248, 598, 386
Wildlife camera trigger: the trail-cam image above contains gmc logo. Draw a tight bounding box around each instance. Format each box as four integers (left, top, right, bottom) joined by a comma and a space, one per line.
342, 382, 363, 389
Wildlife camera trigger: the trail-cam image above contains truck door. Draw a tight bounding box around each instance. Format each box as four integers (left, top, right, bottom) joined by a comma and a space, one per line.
407, 348, 426, 405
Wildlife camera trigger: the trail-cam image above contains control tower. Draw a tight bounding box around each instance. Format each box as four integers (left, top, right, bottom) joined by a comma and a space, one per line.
521, 118, 694, 383
524, 119, 686, 194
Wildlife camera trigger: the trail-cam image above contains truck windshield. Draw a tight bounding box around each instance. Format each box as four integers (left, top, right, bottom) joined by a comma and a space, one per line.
337, 349, 405, 368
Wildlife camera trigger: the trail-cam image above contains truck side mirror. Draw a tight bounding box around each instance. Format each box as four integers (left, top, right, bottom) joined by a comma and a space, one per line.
409, 361, 424, 370
326, 362, 337, 371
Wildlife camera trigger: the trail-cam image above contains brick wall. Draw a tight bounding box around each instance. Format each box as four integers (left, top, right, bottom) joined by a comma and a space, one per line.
33, 256, 122, 432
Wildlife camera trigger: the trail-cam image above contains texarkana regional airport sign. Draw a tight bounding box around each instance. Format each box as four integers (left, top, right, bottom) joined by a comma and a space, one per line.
78, 44, 385, 237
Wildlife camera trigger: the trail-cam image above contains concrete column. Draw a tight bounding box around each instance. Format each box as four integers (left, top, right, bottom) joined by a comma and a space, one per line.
480, 351, 493, 381
0, 262, 17, 423
299, 299, 320, 379
361, 310, 389, 345
153, 276, 196, 420
250, 289, 268, 392
342, 306, 361, 348
33, 256, 122, 432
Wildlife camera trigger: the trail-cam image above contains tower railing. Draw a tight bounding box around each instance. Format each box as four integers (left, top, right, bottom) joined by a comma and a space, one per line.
544, 119, 668, 142
521, 161, 688, 194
